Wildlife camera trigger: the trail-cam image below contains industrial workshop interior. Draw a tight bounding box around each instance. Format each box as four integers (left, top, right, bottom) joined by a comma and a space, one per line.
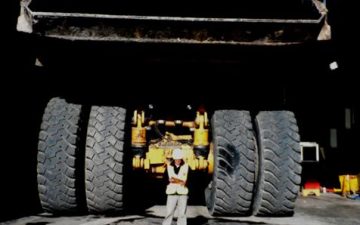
2, 0, 359, 224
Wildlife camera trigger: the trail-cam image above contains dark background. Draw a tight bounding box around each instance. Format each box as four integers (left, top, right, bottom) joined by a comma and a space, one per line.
2, 0, 359, 222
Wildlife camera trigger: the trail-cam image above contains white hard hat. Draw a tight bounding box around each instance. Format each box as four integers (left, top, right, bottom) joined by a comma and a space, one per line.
172, 148, 184, 160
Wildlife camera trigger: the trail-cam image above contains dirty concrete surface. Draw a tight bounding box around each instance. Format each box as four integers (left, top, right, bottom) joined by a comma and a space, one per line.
2, 193, 360, 225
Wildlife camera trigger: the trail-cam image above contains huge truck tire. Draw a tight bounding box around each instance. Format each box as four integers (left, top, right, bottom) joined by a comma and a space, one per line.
37, 97, 82, 212
205, 110, 256, 216
85, 106, 126, 213
253, 111, 301, 216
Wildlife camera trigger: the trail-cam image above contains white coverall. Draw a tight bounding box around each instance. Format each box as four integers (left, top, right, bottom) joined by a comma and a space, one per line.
162, 162, 189, 225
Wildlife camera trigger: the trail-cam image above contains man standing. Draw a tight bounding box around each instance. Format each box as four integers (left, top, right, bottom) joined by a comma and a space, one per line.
163, 148, 189, 225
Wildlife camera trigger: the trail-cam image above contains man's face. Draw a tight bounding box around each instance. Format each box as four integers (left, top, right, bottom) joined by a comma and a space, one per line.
174, 159, 182, 166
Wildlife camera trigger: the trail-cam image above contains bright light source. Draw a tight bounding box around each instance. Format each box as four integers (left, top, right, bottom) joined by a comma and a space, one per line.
35, 58, 43, 67
148, 104, 154, 109
329, 61, 338, 70
187, 105, 192, 110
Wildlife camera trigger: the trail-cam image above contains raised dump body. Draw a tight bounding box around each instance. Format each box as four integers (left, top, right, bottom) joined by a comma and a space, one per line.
18, 0, 330, 45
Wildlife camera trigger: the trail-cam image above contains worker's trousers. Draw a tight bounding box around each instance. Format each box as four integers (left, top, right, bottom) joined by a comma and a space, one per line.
162, 195, 188, 225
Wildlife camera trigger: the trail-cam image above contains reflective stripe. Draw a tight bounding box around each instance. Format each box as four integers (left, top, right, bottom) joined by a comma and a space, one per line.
166, 163, 189, 195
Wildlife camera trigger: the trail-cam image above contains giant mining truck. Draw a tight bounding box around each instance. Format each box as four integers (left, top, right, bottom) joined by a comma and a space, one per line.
17, 0, 331, 217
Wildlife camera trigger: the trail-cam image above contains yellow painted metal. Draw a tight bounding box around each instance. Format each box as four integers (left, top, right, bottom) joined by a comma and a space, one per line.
132, 155, 137, 168
141, 111, 145, 124
194, 111, 209, 147
152, 165, 166, 174
130, 110, 214, 175
132, 127, 146, 147
141, 145, 213, 174
132, 155, 144, 169
204, 112, 209, 127
149, 120, 195, 128
168, 132, 192, 141
182, 121, 195, 128
145, 136, 212, 173
339, 175, 359, 194
131, 110, 146, 147
132, 110, 137, 125
147, 146, 166, 164
194, 129, 209, 146
207, 143, 214, 174
141, 157, 144, 168
165, 121, 176, 126
302, 189, 320, 197
144, 158, 150, 170
132, 110, 145, 125
148, 120, 177, 127
163, 148, 173, 161
197, 156, 208, 170
195, 111, 208, 126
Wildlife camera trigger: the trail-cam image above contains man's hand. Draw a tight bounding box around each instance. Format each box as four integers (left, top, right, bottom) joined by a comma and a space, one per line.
170, 177, 186, 186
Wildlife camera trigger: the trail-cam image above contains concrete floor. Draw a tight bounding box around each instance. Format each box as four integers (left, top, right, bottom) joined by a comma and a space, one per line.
2, 193, 360, 225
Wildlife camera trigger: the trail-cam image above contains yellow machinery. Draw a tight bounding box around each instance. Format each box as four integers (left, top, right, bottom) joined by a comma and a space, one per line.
131, 110, 214, 177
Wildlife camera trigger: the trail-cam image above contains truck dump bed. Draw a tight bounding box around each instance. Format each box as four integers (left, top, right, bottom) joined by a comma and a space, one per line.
18, 0, 330, 45
29, 0, 320, 19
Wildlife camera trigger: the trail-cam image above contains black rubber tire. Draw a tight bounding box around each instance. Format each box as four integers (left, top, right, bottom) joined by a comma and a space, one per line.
85, 106, 126, 213
37, 97, 82, 212
205, 110, 256, 216
253, 111, 302, 216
